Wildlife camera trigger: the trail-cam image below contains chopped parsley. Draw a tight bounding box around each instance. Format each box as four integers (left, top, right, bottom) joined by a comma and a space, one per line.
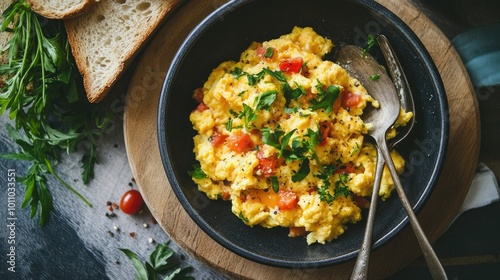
188, 163, 207, 179
264, 47, 274, 58
292, 158, 310, 182
314, 165, 351, 204
238, 90, 277, 129
362, 34, 377, 56
370, 73, 380, 81
315, 165, 336, 203
334, 173, 351, 198
309, 81, 340, 113
351, 142, 360, 156
239, 212, 249, 224
270, 176, 279, 193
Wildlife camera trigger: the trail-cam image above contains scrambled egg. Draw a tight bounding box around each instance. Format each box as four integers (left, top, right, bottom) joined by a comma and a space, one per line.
189, 27, 412, 245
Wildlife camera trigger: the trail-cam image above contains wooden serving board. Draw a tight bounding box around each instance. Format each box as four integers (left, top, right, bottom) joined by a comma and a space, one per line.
123, 0, 480, 278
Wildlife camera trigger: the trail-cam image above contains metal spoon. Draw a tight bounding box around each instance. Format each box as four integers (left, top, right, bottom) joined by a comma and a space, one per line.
337, 43, 447, 279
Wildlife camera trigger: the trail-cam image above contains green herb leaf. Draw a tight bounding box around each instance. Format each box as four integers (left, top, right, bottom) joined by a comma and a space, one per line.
334, 173, 351, 198
241, 103, 257, 129
230, 67, 245, 79
262, 68, 287, 83
188, 163, 207, 179
270, 176, 279, 193
253, 90, 277, 110
121, 242, 194, 280
239, 212, 249, 224
264, 47, 274, 58
370, 73, 380, 81
150, 242, 175, 273
292, 158, 310, 182
261, 127, 284, 150
309, 84, 340, 113
351, 142, 360, 156
362, 34, 377, 56
225, 118, 233, 131
119, 248, 150, 280
0, 1, 109, 225
315, 165, 336, 204
279, 128, 296, 158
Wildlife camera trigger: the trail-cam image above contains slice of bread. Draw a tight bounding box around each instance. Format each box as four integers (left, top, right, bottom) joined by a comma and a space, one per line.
0, 0, 14, 65
27, 0, 96, 19
65, 0, 182, 103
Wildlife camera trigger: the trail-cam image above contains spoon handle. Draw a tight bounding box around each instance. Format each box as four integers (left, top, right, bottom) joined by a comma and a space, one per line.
350, 145, 385, 280
377, 137, 448, 280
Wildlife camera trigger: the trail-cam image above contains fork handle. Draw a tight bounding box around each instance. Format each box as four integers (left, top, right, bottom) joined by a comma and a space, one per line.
377, 137, 448, 280
350, 145, 385, 280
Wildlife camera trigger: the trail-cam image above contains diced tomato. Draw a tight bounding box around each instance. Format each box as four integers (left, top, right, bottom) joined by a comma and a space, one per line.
256, 46, 276, 60
341, 91, 362, 109
288, 226, 308, 237
352, 194, 369, 209
227, 131, 255, 153
255, 151, 280, 178
220, 184, 232, 200
319, 122, 332, 146
277, 190, 298, 210
195, 103, 208, 112
335, 162, 356, 174
192, 87, 204, 103
209, 130, 227, 147
279, 57, 304, 73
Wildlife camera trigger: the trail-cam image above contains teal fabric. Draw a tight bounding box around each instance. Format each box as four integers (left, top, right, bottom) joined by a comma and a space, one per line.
452, 22, 500, 87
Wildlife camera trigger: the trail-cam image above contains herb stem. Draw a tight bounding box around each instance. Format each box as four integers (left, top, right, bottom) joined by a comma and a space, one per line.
44, 158, 93, 207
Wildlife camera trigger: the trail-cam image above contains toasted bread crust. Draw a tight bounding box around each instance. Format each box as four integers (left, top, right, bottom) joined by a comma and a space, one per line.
65, 0, 181, 102
27, 0, 96, 19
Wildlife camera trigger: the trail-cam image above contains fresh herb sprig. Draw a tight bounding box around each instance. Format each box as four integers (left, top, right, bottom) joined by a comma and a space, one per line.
0, 1, 110, 225
362, 34, 377, 56
120, 241, 194, 280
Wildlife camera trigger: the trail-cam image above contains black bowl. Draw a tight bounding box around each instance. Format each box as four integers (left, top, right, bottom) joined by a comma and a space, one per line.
158, 0, 448, 268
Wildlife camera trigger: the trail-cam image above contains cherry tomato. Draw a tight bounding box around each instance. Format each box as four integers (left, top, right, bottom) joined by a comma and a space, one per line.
120, 189, 144, 215
227, 131, 255, 153
279, 57, 304, 73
